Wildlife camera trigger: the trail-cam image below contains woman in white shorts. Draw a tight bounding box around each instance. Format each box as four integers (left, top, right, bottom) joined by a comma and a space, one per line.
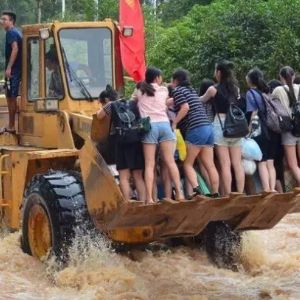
200, 60, 245, 196
272, 66, 300, 186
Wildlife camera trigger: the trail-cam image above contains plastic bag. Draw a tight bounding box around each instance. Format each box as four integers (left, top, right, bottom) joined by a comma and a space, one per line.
241, 138, 262, 161
176, 129, 187, 161
242, 159, 257, 175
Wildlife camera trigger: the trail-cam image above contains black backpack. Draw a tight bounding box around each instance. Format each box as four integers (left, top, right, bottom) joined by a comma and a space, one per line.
292, 102, 300, 137
111, 99, 150, 144
284, 87, 300, 137
214, 85, 249, 138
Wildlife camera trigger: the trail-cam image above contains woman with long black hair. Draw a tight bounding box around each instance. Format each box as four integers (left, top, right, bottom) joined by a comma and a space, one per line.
246, 68, 277, 192
136, 67, 184, 204
96, 85, 146, 202
200, 60, 245, 196
172, 69, 219, 198
272, 66, 300, 186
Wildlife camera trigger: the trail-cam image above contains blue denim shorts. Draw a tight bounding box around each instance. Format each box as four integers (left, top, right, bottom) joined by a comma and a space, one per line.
142, 121, 175, 144
185, 124, 214, 147
5, 70, 21, 98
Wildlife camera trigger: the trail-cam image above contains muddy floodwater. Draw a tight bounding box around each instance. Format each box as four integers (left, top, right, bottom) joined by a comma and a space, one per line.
0, 214, 299, 300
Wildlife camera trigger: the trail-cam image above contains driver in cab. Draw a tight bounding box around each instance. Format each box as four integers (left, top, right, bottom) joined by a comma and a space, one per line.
45, 47, 63, 99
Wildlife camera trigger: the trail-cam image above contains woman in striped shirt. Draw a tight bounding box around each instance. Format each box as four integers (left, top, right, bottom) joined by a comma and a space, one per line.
172, 69, 219, 197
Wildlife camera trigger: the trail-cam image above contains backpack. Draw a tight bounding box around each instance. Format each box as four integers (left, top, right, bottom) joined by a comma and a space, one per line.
263, 93, 293, 134
222, 104, 249, 138
214, 85, 249, 138
283, 87, 300, 136
111, 99, 150, 144
292, 102, 300, 137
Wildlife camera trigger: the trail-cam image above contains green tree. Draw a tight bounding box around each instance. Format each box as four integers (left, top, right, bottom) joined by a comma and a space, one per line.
148, 0, 300, 89
158, 0, 212, 25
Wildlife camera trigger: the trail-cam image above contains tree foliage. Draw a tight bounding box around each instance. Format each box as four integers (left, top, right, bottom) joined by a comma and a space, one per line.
147, 0, 300, 88
2, 0, 300, 89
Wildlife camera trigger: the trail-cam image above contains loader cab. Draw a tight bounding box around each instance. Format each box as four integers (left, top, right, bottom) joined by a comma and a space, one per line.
18, 20, 124, 148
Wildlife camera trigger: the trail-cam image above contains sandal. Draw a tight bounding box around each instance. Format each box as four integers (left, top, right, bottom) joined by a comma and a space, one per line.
0, 127, 16, 135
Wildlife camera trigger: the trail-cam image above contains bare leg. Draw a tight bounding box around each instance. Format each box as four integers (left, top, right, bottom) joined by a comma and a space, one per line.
296, 144, 300, 166
275, 180, 284, 193
160, 160, 173, 199
284, 145, 300, 186
258, 162, 271, 192
197, 156, 211, 187
215, 146, 231, 196
143, 143, 157, 204
132, 169, 146, 202
7, 97, 17, 130
152, 167, 158, 202
160, 140, 184, 200
266, 160, 276, 191
185, 178, 193, 196
198, 147, 219, 194
118, 169, 132, 200
183, 144, 201, 189
229, 146, 245, 193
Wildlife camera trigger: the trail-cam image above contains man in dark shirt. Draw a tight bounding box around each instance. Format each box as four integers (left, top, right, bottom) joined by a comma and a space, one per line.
1, 11, 22, 134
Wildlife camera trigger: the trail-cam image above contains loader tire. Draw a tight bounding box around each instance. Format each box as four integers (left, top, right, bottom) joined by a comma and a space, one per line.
203, 221, 242, 270
21, 170, 91, 261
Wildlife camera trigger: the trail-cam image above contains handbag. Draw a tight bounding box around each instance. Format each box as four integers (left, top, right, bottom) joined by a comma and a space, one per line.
217, 104, 249, 138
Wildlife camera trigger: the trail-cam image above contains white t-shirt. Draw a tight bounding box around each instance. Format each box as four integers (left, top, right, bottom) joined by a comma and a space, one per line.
272, 84, 300, 115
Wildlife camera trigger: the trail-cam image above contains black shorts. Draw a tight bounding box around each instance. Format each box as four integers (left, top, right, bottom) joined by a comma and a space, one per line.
115, 141, 144, 171
254, 135, 276, 161
5, 70, 21, 98
254, 131, 279, 161
273, 135, 284, 181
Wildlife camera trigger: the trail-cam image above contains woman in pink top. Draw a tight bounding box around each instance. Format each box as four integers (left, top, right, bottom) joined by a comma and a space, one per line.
136, 67, 184, 204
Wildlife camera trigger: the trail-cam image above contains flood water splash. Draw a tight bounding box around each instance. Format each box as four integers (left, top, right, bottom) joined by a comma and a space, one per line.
0, 214, 299, 300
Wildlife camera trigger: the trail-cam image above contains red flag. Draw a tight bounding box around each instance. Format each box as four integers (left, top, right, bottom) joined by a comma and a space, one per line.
119, 0, 146, 82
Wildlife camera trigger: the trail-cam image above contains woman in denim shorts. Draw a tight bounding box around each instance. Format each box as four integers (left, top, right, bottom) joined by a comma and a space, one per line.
172, 69, 219, 198
200, 60, 245, 196
136, 67, 184, 204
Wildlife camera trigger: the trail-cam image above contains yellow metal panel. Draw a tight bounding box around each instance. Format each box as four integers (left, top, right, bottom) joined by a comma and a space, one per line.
57, 112, 75, 149
0, 134, 18, 146
69, 112, 93, 141
90, 114, 110, 143
79, 139, 124, 229
1, 148, 79, 229
19, 113, 59, 148
108, 227, 154, 244
2, 151, 28, 229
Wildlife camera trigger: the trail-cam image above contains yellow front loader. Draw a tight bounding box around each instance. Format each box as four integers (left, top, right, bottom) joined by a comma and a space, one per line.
0, 20, 299, 268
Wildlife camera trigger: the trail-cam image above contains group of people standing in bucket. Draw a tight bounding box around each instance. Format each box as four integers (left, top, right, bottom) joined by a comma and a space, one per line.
97, 60, 300, 204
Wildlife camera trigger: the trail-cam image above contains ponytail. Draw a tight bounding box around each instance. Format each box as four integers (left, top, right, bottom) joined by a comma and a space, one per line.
139, 82, 156, 97
139, 67, 162, 97
247, 68, 269, 93
280, 66, 296, 107
215, 60, 238, 100
99, 84, 118, 104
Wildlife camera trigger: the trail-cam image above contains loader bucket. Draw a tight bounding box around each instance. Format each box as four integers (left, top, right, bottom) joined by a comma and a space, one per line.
80, 140, 300, 245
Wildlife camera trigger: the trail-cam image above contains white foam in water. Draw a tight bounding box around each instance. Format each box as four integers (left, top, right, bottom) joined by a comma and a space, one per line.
0, 214, 299, 299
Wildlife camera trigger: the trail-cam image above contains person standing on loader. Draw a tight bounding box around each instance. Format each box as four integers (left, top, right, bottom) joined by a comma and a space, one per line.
0, 11, 22, 134
97, 85, 146, 202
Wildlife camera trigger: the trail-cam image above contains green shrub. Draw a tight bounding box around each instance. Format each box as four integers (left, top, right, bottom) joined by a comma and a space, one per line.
147, 0, 300, 90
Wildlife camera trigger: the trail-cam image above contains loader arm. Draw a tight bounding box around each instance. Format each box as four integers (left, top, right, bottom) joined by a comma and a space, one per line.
68, 112, 93, 142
